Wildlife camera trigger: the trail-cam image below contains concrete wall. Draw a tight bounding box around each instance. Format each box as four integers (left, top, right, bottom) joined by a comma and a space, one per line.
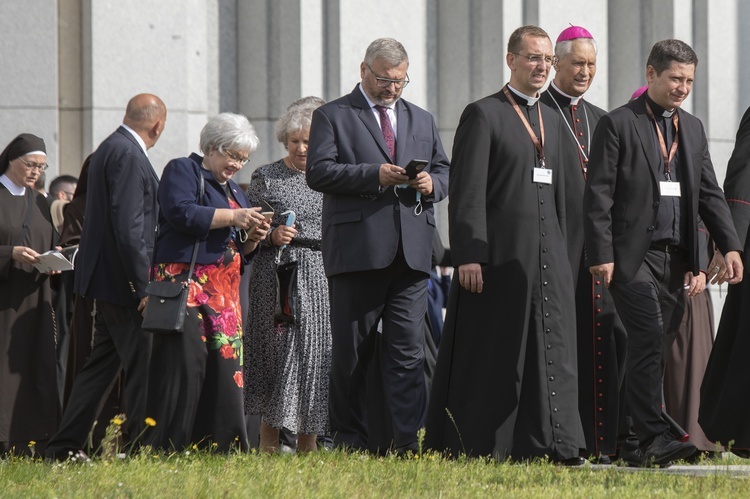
1, 0, 746, 324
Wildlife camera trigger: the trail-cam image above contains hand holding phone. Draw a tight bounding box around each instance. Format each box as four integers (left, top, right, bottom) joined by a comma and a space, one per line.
404, 159, 428, 180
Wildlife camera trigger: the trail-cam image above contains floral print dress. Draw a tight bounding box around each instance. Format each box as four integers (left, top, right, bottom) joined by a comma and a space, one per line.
145, 198, 249, 452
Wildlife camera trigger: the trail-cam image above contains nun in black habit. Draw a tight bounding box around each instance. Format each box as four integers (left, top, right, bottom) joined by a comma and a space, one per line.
0, 134, 59, 455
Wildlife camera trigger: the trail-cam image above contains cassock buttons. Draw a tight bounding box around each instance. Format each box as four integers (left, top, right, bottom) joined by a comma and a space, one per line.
543, 264, 548, 269
548, 360, 554, 365
544, 297, 549, 302
540, 199, 544, 204
575, 118, 581, 123
545, 312, 550, 317
546, 328, 551, 334
543, 248, 548, 253
555, 423, 560, 428
595, 280, 601, 285
547, 344, 552, 349
542, 232, 546, 237
543, 281, 548, 286
541, 215, 545, 220
557, 439, 562, 444
551, 391, 556, 396
549, 376, 555, 381
578, 132, 584, 136
596, 294, 601, 299
553, 407, 558, 412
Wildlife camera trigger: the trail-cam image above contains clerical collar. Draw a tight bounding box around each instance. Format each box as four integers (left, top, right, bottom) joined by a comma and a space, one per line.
550, 81, 583, 105
644, 93, 674, 118
507, 84, 539, 106
0, 173, 26, 196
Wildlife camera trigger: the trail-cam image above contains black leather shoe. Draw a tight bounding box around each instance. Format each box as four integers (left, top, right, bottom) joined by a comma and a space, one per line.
641, 432, 696, 466
731, 449, 750, 459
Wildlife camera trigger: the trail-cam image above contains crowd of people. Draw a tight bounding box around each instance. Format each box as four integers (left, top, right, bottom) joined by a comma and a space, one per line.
1, 27, 749, 468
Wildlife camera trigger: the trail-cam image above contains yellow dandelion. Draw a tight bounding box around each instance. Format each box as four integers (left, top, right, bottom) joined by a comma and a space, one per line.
28, 440, 36, 446
112, 417, 123, 426
145, 417, 157, 427
212, 443, 218, 448
192, 444, 198, 450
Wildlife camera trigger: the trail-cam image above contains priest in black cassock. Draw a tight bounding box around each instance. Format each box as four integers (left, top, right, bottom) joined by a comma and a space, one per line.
539, 26, 624, 463
426, 25, 584, 465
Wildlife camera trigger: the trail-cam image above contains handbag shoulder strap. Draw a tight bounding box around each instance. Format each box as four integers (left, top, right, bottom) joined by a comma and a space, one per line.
150, 161, 205, 281
185, 173, 204, 282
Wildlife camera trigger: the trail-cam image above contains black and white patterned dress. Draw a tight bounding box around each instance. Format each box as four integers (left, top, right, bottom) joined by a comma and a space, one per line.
244, 159, 331, 435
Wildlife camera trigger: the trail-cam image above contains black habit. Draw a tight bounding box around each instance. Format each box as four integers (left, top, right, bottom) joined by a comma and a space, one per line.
699, 106, 750, 452
426, 87, 584, 460
540, 85, 625, 458
0, 185, 59, 453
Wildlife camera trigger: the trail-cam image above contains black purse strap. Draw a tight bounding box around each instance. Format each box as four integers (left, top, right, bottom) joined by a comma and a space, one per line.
150, 164, 204, 281
13, 190, 35, 247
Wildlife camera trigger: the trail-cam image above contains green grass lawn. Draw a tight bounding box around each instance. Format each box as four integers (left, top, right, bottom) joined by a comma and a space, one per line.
1, 449, 747, 498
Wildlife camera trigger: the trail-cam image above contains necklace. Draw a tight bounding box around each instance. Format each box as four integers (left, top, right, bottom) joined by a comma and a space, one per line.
286, 157, 305, 174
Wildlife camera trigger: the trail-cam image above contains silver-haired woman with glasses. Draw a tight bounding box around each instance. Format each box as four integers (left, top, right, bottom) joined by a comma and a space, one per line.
0, 133, 59, 455
144, 113, 269, 452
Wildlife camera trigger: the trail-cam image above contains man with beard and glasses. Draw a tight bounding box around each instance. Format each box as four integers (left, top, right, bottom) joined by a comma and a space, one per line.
306, 37, 449, 455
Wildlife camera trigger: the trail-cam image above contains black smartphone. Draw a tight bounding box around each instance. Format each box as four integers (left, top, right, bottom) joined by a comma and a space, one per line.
258, 200, 274, 222
404, 159, 428, 180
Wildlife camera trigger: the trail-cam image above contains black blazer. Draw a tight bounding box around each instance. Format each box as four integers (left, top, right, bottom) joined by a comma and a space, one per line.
74, 127, 159, 306
306, 85, 450, 277
583, 95, 741, 282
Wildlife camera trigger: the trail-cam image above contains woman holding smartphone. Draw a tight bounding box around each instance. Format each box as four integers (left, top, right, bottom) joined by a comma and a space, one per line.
244, 96, 331, 453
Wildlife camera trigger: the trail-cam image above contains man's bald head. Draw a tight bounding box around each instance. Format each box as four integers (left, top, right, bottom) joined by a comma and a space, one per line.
123, 94, 167, 149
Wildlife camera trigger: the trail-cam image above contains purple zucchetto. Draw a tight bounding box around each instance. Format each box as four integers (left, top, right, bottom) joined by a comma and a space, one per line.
630, 85, 648, 101
556, 25, 594, 43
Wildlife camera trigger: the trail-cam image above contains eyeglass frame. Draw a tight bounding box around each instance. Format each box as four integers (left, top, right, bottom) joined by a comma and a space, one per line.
222, 150, 250, 166
365, 63, 410, 89
511, 52, 558, 66
16, 156, 49, 171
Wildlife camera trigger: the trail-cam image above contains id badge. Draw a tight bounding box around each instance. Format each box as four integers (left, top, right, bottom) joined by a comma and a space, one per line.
659, 181, 681, 197
533, 168, 553, 184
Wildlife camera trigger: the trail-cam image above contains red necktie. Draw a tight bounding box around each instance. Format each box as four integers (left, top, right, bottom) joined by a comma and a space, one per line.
375, 105, 396, 160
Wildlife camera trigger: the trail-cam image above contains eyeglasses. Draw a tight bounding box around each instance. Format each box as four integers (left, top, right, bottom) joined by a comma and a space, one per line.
512, 52, 558, 66
223, 150, 249, 166
366, 63, 410, 89
17, 156, 49, 171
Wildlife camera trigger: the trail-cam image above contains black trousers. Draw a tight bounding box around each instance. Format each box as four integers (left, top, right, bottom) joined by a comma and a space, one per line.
45, 301, 152, 458
609, 249, 687, 445
327, 251, 428, 451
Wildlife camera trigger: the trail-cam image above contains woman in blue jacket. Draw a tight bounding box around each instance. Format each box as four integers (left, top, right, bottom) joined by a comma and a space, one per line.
145, 113, 268, 452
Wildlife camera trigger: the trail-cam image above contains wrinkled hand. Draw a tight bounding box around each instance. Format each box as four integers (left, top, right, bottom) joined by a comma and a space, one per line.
721, 251, 744, 285
459, 263, 483, 293
408, 171, 433, 195
589, 262, 615, 288
707, 250, 726, 285
249, 220, 270, 243
11, 246, 40, 265
684, 271, 706, 297
379, 163, 409, 187
272, 224, 298, 246
233, 207, 266, 230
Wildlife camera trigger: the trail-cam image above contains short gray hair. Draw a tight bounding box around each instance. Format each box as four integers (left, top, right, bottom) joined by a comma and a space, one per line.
364, 38, 409, 68
555, 38, 598, 59
199, 112, 259, 155
275, 96, 325, 146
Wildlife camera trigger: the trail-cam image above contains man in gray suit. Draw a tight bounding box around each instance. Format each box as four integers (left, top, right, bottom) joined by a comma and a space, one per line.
307, 38, 449, 454
46, 94, 166, 460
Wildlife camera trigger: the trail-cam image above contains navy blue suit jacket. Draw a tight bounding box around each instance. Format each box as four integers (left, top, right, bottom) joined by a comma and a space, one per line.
153, 153, 255, 266
306, 85, 450, 277
74, 127, 159, 306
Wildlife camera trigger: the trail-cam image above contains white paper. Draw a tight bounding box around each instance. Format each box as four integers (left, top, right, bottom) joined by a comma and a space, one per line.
32, 247, 77, 273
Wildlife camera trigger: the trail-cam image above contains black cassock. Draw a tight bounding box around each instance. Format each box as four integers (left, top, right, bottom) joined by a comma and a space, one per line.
426, 88, 584, 460
699, 106, 750, 452
0, 186, 59, 453
540, 85, 625, 458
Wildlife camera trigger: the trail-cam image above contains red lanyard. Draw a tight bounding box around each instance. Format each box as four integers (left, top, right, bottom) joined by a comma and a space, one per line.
644, 101, 679, 180
503, 86, 546, 167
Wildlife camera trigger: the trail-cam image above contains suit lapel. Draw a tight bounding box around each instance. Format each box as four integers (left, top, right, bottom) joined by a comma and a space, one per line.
633, 109, 659, 179
350, 86, 393, 162
395, 100, 408, 165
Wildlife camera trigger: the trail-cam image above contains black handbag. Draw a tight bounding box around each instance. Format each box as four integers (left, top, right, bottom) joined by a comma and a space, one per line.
274, 255, 299, 325
142, 169, 204, 334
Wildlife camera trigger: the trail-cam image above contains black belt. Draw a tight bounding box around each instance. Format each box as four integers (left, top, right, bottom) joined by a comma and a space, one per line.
649, 241, 684, 253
